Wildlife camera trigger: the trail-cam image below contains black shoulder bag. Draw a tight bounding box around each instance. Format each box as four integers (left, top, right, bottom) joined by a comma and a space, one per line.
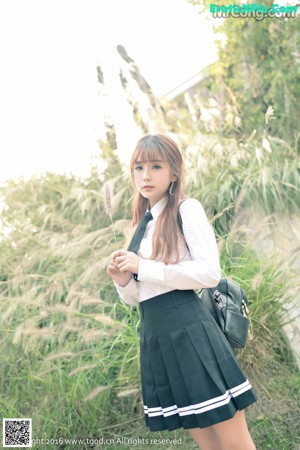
177, 202, 250, 349
198, 279, 249, 349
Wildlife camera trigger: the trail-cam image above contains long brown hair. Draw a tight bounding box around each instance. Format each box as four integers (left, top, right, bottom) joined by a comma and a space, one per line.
129, 134, 187, 264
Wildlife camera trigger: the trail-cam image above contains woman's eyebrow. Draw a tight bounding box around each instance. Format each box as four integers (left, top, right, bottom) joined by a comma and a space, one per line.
135, 159, 164, 164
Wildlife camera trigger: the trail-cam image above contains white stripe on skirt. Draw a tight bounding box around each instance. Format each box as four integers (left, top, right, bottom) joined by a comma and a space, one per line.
144, 379, 252, 418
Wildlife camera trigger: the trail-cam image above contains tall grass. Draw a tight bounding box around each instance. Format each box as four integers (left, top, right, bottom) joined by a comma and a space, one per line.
0, 218, 299, 449
0, 119, 299, 447
182, 129, 300, 237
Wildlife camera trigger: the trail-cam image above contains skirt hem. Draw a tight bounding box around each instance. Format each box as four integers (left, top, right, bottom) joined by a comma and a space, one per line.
144, 402, 256, 432
144, 389, 257, 431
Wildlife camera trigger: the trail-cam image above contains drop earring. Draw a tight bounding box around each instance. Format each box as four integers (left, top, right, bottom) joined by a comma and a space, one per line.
169, 181, 175, 196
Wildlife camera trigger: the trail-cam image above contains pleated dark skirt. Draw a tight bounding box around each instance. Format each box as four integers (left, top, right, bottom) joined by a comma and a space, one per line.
139, 289, 257, 432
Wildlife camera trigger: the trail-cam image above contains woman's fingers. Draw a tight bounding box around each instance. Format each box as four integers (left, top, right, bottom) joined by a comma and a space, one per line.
116, 256, 133, 268
117, 260, 128, 270
110, 251, 138, 273
108, 260, 123, 271
115, 256, 126, 264
107, 258, 123, 274
112, 250, 129, 260
107, 263, 117, 273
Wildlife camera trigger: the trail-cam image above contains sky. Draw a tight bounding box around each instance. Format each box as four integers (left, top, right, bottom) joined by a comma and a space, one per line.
0, 0, 217, 183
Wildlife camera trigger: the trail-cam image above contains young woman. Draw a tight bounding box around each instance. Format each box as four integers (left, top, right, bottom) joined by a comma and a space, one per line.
107, 134, 257, 450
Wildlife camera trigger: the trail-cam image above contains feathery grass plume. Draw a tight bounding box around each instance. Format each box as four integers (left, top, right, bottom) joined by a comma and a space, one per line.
81, 329, 111, 344
210, 203, 234, 223
68, 363, 98, 377
44, 305, 76, 314
92, 313, 117, 326
102, 183, 119, 250
116, 388, 139, 398
45, 352, 76, 362
84, 385, 110, 401
265, 105, 275, 125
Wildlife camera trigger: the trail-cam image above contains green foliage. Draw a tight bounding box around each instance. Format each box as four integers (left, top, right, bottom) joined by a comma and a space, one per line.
179, 128, 299, 238
188, 1, 300, 145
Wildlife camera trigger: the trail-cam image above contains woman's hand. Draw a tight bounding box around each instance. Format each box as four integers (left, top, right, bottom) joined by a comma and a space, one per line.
113, 250, 140, 273
107, 250, 140, 287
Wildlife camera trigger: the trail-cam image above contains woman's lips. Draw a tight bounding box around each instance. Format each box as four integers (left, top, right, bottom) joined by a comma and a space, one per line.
142, 186, 154, 190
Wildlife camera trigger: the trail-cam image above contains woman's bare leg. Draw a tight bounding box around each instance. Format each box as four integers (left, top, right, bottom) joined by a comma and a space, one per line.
188, 427, 220, 450
212, 410, 256, 450
188, 410, 256, 450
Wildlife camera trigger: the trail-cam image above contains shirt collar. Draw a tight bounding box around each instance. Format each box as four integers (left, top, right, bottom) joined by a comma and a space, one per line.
148, 196, 168, 220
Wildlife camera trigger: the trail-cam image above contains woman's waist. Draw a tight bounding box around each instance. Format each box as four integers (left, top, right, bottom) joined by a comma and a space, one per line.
139, 289, 199, 317
137, 283, 175, 302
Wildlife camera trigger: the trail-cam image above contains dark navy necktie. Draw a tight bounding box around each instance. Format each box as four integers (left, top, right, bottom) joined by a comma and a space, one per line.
127, 210, 153, 281
127, 211, 153, 254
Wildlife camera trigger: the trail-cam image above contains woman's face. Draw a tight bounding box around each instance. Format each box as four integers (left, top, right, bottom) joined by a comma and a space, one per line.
133, 157, 176, 208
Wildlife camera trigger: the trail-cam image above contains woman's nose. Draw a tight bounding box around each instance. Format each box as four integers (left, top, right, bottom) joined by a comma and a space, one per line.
143, 169, 152, 180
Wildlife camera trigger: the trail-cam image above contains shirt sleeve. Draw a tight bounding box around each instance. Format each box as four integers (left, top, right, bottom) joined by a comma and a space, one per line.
113, 277, 140, 307
137, 198, 221, 290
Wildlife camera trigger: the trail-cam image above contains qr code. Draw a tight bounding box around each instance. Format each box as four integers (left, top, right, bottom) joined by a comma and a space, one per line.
3, 418, 32, 448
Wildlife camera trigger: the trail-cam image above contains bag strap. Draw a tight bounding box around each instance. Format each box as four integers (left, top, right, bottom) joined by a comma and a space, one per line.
177, 199, 192, 253
177, 199, 186, 233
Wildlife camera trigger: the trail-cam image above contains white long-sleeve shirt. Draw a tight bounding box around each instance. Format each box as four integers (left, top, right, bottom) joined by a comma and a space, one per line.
113, 196, 221, 307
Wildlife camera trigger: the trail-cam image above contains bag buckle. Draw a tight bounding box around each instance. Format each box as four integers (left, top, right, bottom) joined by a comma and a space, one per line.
214, 290, 225, 310
242, 300, 249, 317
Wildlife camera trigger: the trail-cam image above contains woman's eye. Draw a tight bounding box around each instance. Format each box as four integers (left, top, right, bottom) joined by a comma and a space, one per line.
153, 165, 161, 170
134, 166, 142, 171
